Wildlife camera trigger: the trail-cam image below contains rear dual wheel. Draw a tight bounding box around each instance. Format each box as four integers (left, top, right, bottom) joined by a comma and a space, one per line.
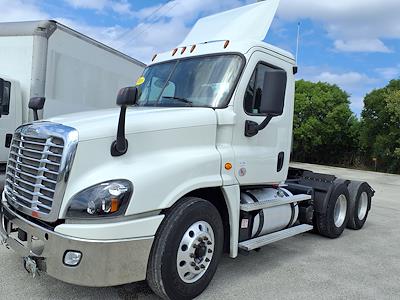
147, 197, 223, 300
315, 183, 350, 238
347, 182, 372, 230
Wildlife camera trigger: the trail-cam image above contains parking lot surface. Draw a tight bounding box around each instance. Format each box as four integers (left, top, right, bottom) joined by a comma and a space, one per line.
1, 163, 399, 299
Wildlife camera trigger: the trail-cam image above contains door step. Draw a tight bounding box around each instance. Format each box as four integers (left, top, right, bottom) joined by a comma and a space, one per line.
238, 224, 314, 251
240, 194, 311, 212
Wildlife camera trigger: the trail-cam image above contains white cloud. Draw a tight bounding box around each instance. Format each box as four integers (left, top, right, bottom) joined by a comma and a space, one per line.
277, 0, 400, 53
375, 66, 400, 80
64, 0, 133, 15
334, 39, 392, 53
349, 95, 365, 116
0, 0, 48, 22
65, 0, 108, 10
315, 72, 376, 90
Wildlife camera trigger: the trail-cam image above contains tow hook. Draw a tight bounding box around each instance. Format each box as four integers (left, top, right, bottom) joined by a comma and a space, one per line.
24, 257, 39, 278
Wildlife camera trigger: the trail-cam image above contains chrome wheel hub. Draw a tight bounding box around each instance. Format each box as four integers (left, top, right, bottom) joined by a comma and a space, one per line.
177, 221, 215, 283
358, 192, 368, 220
334, 194, 347, 227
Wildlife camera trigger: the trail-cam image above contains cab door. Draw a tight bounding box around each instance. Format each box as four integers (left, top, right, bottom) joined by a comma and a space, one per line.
231, 51, 294, 185
0, 78, 22, 164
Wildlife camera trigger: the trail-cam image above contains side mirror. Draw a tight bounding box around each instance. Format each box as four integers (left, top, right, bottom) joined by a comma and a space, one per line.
29, 97, 46, 121
259, 69, 286, 116
116, 86, 139, 106
0, 78, 4, 118
245, 69, 287, 137
111, 87, 138, 157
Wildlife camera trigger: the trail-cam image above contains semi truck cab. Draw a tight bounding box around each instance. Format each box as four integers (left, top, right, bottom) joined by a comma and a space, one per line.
0, 2, 374, 300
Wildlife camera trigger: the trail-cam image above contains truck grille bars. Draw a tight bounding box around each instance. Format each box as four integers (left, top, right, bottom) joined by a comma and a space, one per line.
3, 122, 78, 222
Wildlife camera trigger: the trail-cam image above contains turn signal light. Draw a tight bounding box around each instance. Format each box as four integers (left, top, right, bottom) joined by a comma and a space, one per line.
225, 163, 233, 170
110, 198, 120, 213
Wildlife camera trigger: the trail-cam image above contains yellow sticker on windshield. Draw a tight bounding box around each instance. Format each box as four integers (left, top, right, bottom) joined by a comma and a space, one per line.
136, 76, 145, 86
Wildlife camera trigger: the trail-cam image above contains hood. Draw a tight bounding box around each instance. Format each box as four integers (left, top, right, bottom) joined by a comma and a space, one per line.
48, 107, 217, 141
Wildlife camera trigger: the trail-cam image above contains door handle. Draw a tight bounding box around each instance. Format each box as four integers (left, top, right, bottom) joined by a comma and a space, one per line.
5, 134, 12, 148
277, 152, 284, 172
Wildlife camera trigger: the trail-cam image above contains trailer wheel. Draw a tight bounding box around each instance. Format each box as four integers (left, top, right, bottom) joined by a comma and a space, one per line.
347, 182, 372, 230
146, 197, 223, 300
315, 183, 350, 238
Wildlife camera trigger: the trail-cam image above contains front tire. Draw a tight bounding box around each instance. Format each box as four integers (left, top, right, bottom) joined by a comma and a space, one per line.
315, 183, 350, 238
147, 197, 223, 300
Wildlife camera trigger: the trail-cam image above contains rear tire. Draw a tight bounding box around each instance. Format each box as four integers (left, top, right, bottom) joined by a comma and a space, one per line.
315, 183, 350, 238
347, 182, 372, 230
146, 197, 223, 300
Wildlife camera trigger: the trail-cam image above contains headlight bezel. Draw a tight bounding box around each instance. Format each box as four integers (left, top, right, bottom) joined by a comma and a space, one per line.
65, 179, 133, 219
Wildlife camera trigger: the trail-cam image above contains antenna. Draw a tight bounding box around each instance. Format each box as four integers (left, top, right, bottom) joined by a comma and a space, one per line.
296, 22, 301, 63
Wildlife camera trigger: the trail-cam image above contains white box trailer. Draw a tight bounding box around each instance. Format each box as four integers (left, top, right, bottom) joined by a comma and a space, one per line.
0, 20, 145, 175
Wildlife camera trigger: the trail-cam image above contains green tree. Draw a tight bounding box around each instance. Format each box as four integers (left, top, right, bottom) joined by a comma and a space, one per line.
360, 80, 400, 173
293, 80, 359, 165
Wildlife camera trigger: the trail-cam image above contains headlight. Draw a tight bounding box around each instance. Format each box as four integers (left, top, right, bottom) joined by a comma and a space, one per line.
66, 180, 133, 219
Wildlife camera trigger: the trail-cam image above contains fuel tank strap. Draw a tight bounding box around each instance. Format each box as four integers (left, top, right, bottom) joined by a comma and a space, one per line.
243, 191, 264, 238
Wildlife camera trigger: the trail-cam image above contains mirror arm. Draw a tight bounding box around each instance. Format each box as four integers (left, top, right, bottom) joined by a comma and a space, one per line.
33, 110, 39, 121
245, 114, 273, 137
28, 97, 46, 121
111, 106, 128, 157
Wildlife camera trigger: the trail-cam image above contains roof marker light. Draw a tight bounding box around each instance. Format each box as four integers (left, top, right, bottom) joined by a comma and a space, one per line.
181, 47, 187, 54
190, 45, 196, 53
224, 40, 230, 49
152, 54, 157, 62
172, 48, 178, 56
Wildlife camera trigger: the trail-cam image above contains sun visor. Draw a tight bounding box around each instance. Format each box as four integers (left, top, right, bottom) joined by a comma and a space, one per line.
179, 0, 280, 46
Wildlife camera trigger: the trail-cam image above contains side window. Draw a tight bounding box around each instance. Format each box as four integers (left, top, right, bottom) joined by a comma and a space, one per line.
244, 63, 286, 115
0, 80, 11, 115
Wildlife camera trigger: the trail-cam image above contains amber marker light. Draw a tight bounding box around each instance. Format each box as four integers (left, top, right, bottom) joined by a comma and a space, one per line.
190, 45, 196, 53
110, 198, 120, 213
172, 48, 178, 56
225, 162, 233, 170
224, 40, 230, 49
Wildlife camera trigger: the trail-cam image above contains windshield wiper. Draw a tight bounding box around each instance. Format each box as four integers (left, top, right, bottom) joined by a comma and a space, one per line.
162, 96, 193, 106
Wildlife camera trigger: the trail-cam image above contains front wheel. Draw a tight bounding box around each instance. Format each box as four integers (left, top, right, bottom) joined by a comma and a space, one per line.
147, 197, 223, 300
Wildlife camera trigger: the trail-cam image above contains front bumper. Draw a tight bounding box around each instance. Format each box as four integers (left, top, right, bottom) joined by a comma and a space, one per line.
0, 202, 154, 287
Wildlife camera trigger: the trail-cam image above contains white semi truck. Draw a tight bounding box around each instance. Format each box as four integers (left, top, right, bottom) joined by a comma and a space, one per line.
0, 2, 374, 300
0, 20, 145, 191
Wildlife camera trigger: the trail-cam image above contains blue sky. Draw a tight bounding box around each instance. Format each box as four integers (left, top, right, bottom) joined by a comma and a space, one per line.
1, 0, 399, 116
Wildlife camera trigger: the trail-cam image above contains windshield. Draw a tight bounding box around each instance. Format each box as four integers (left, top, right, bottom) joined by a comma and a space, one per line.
136, 54, 243, 108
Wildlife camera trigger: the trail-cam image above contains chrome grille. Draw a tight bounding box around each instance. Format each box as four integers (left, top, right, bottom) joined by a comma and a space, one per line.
5, 133, 64, 214
3, 122, 79, 222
